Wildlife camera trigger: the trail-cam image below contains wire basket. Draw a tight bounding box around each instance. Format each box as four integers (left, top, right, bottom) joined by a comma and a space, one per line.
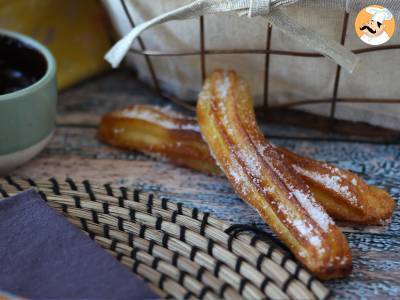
112, 0, 400, 141
0, 176, 332, 300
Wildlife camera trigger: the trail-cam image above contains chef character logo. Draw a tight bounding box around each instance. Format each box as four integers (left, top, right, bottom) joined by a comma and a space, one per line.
355, 5, 395, 46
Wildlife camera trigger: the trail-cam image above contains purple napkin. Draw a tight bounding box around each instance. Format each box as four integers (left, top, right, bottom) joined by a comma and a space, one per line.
0, 189, 157, 299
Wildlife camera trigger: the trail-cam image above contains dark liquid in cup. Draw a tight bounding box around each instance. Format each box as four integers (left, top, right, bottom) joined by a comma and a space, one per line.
0, 35, 47, 95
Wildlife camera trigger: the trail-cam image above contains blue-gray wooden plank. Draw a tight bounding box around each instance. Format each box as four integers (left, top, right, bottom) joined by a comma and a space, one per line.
12, 70, 400, 299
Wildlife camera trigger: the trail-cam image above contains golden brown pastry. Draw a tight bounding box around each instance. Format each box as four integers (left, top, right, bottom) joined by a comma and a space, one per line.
278, 148, 395, 225
99, 105, 395, 225
197, 70, 352, 279
99, 105, 221, 175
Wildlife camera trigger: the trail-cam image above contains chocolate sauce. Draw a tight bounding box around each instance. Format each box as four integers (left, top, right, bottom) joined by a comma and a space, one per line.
0, 35, 47, 95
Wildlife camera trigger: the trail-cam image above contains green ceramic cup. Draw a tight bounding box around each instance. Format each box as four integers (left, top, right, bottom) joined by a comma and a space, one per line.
0, 29, 57, 175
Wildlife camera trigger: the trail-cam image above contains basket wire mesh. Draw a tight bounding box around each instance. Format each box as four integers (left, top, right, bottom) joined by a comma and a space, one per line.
119, 0, 400, 139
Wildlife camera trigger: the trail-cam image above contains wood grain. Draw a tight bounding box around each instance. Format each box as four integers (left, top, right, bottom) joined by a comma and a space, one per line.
10, 70, 400, 299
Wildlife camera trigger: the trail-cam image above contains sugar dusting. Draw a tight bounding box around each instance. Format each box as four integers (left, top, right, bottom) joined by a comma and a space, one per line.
258, 143, 333, 232
216, 75, 231, 98
237, 148, 263, 178
229, 136, 331, 245
273, 199, 324, 254
113, 128, 125, 134
291, 188, 333, 232
226, 154, 251, 196
119, 106, 199, 131
292, 219, 321, 247
293, 165, 360, 208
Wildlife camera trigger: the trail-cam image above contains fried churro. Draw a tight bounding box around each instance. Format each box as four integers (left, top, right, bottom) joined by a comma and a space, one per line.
197, 70, 352, 279
99, 105, 221, 175
99, 104, 394, 225
279, 148, 395, 225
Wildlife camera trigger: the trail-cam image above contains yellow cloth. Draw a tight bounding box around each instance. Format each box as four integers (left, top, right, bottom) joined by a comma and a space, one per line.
0, 0, 111, 89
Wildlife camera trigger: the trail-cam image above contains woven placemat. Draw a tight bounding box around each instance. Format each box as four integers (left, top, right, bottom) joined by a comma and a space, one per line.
0, 177, 332, 300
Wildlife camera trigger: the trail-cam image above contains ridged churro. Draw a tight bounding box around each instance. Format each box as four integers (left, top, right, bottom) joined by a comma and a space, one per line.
99, 105, 394, 225
99, 105, 221, 175
278, 148, 395, 225
197, 70, 352, 279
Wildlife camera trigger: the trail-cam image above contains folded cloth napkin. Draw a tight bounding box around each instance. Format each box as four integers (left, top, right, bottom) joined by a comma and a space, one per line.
0, 189, 157, 300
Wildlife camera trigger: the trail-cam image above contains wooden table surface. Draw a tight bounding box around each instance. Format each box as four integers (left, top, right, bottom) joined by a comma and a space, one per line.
11, 70, 400, 299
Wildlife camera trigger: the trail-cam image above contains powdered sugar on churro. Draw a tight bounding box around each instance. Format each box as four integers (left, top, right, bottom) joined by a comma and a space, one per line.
293, 165, 361, 208
292, 219, 321, 247
216, 75, 231, 98
275, 201, 324, 252
257, 143, 334, 232
291, 188, 333, 232
113, 128, 125, 134
235, 141, 333, 234
226, 156, 250, 196
119, 106, 199, 131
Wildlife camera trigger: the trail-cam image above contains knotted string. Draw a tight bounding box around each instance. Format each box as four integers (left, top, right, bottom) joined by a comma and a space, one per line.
224, 223, 293, 257
105, 0, 359, 72
246, 0, 297, 17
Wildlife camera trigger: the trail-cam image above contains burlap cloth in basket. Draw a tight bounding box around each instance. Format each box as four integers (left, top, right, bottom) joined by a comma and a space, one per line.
103, 0, 400, 130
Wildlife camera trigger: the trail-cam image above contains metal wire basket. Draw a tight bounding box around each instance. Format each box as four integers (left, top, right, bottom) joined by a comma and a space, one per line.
116, 0, 400, 141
